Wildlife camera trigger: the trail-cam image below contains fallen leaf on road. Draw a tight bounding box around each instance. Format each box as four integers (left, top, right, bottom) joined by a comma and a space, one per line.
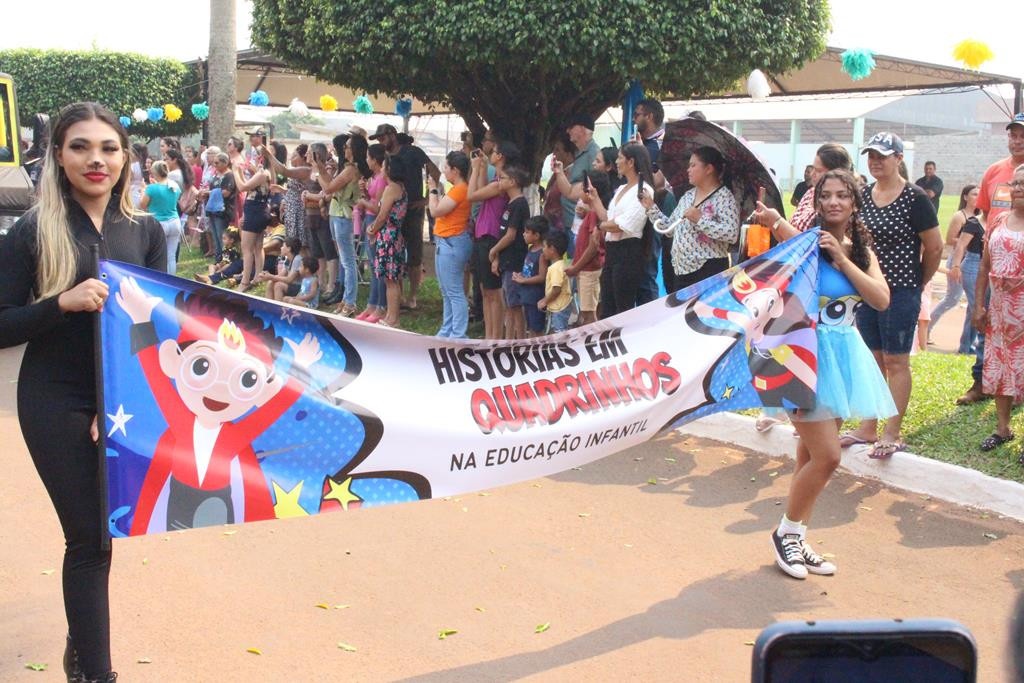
438, 629, 458, 640
334, 604, 351, 610
142, 558, 148, 565
647, 478, 657, 485
531, 483, 542, 488
475, 606, 486, 612
743, 641, 755, 646
535, 623, 551, 633
578, 513, 591, 518
624, 543, 633, 548
316, 603, 330, 609
499, 564, 507, 570
821, 553, 835, 559
572, 467, 582, 471
478, 492, 491, 497
984, 533, 998, 540
774, 501, 782, 505
338, 642, 357, 652
137, 658, 152, 664
664, 457, 676, 463
25, 663, 47, 671
633, 457, 643, 461
223, 530, 237, 536
750, 477, 756, 482
41, 570, 54, 576
769, 472, 779, 478
859, 506, 872, 511
246, 648, 262, 655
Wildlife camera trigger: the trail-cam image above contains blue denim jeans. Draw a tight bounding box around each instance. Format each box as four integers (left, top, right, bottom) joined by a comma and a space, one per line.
435, 231, 473, 337
547, 305, 572, 333
928, 254, 964, 335
366, 238, 386, 308
208, 213, 229, 261
959, 252, 981, 354
330, 215, 357, 306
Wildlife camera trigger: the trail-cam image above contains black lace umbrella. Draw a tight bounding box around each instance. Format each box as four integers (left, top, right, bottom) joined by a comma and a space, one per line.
659, 116, 786, 219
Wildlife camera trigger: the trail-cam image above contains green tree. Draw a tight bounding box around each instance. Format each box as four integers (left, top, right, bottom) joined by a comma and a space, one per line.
267, 110, 325, 138
250, 0, 829, 175
0, 49, 202, 139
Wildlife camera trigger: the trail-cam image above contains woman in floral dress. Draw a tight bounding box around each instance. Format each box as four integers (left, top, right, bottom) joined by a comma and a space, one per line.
366, 155, 408, 327
974, 163, 1024, 462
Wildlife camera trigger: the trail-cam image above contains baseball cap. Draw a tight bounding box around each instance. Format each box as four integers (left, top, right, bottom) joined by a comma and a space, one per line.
369, 123, 398, 140
861, 132, 904, 156
246, 128, 265, 137
566, 114, 596, 131
1007, 113, 1024, 130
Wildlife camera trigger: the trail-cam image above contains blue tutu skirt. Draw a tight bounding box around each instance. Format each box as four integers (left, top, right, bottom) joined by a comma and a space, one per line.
786, 325, 897, 422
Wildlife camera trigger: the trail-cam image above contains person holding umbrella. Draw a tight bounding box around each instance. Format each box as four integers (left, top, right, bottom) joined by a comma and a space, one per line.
642, 146, 740, 291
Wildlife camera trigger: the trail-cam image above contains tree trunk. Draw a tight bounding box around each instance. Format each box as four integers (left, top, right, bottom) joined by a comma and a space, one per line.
208, 0, 237, 149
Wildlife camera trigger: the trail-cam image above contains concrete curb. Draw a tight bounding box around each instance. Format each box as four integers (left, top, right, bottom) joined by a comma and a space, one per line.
676, 412, 1024, 522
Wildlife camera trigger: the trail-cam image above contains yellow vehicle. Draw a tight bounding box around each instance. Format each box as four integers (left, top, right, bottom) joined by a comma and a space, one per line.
0, 73, 34, 235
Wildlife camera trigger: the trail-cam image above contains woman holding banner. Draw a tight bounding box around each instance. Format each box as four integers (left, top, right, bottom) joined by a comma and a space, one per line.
0, 102, 166, 681
752, 169, 895, 580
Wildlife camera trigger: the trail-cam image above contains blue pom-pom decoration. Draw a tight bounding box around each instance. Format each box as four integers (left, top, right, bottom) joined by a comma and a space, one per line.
249, 90, 270, 107
191, 102, 210, 121
840, 48, 876, 81
119, 116, 132, 129
146, 107, 164, 122
354, 95, 374, 115
395, 98, 413, 118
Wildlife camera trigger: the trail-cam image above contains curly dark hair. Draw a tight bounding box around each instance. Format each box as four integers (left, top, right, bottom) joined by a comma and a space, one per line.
814, 169, 874, 272
173, 290, 283, 359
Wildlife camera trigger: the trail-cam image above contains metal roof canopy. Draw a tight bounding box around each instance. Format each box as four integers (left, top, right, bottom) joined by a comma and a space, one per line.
188, 49, 451, 116
703, 47, 1022, 112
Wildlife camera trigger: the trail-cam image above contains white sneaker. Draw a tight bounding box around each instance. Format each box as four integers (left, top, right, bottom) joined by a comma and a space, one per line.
801, 540, 837, 576
772, 529, 807, 579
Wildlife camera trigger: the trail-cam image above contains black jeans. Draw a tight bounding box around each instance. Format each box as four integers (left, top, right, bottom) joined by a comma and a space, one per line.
600, 238, 645, 319
19, 379, 111, 676
673, 257, 730, 292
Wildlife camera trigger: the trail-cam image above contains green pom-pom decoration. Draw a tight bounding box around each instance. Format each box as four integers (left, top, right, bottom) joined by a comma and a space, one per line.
841, 48, 876, 81
354, 95, 374, 115
191, 102, 210, 121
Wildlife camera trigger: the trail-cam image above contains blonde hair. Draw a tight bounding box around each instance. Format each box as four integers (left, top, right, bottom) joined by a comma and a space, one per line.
33, 103, 138, 300
150, 160, 169, 180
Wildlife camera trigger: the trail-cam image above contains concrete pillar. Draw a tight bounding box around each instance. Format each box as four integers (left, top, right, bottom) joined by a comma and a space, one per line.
852, 117, 866, 175
788, 120, 801, 190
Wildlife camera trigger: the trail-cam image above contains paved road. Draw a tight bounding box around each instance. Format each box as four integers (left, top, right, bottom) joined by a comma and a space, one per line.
1, 345, 1020, 681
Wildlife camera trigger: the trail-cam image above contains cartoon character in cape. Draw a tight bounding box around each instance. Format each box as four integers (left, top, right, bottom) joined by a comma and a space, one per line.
116, 276, 322, 534
680, 259, 816, 410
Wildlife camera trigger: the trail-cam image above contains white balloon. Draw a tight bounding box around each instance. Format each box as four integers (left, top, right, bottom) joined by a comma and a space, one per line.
747, 69, 771, 101
288, 98, 310, 118
132, 108, 148, 122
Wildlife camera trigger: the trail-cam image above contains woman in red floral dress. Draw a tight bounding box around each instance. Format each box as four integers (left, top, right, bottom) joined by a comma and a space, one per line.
974, 163, 1024, 462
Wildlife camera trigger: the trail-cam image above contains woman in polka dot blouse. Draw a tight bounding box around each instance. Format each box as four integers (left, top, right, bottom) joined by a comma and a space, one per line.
842, 132, 943, 459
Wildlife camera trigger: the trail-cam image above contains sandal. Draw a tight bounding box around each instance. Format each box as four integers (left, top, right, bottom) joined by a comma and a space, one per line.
980, 432, 1014, 452
839, 432, 876, 448
755, 415, 781, 433
868, 440, 906, 460
378, 319, 398, 328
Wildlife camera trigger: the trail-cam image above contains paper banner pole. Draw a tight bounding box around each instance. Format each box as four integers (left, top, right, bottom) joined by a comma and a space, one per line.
92, 245, 112, 551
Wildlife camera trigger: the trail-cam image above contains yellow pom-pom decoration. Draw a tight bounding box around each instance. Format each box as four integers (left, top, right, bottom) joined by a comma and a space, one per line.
952, 39, 994, 70
164, 104, 183, 122
320, 94, 338, 112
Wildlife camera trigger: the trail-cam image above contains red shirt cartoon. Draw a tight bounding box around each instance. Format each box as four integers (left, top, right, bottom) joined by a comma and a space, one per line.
116, 276, 321, 534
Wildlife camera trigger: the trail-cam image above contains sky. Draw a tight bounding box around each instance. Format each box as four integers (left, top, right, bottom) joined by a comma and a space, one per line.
1, 0, 1021, 78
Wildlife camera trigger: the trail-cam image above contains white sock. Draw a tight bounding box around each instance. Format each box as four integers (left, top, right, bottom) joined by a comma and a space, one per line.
777, 515, 804, 537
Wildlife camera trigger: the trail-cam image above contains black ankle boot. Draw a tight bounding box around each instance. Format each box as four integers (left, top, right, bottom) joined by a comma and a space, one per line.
64, 634, 84, 681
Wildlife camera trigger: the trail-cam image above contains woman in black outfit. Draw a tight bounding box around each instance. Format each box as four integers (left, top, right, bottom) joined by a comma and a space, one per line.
0, 103, 166, 682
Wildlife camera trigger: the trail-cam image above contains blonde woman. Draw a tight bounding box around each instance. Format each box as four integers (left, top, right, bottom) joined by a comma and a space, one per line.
140, 160, 182, 274
0, 102, 165, 682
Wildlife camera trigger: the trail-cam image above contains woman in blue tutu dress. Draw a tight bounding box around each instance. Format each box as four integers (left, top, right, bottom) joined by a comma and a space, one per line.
753, 169, 895, 579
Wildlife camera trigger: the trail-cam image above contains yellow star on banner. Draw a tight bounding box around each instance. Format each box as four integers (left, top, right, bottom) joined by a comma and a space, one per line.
323, 476, 362, 510
272, 481, 308, 518
721, 385, 735, 400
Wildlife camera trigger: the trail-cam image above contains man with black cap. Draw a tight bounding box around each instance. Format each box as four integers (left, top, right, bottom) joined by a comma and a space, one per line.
956, 113, 1024, 405
550, 113, 602, 234
247, 128, 266, 167
369, 123, 441, 309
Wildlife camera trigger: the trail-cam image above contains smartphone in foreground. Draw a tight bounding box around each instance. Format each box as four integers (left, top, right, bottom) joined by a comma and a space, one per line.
751, 619, 977, 683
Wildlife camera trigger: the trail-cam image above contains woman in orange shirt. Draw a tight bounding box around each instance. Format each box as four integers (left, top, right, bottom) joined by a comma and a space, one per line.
428, 151, 473, 337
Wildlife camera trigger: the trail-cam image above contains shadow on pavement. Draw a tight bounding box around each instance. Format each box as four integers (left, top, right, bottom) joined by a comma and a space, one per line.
550, 431, 699, 487
1007, 569, 1024, 591
724, 476, 879, 535
887, 500, 1004, 549
396, 568, 825, 682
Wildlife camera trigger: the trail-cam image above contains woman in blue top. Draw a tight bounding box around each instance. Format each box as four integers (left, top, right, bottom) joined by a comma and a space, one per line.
140, 160, 182, 274
752, 169, 895, 581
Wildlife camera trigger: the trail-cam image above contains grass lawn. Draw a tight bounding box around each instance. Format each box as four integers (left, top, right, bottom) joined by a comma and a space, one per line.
175, 244, 1022, 484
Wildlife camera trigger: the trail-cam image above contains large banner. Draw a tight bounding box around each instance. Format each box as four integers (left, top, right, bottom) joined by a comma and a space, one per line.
99, 230, 821, 538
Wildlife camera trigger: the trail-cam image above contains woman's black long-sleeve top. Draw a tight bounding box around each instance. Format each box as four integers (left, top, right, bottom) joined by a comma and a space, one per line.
0, 198, 166, 396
